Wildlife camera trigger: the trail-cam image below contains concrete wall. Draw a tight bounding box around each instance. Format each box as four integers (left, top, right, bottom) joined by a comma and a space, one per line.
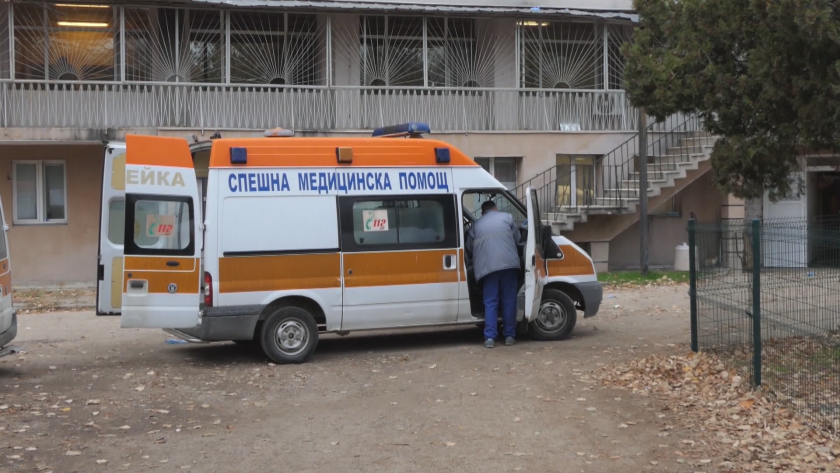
608, 172, 723, 270
0, 144, 103, 283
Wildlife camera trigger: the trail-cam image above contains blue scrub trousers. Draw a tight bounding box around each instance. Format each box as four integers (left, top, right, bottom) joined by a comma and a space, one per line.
482, 268, 518, 340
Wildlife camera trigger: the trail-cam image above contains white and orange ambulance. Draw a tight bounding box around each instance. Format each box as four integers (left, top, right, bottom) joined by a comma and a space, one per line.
0, 195, 18, 358
97, 123, 601, 363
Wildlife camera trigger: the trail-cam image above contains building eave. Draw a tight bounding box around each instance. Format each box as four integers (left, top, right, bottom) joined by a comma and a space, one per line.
181, 0, 639, 21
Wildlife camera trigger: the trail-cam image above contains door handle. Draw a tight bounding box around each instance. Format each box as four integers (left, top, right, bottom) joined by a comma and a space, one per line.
166, 261, 180, 267
443, 254, 456, 270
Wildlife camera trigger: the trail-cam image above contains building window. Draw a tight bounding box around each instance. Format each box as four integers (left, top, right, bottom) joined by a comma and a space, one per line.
12, 161, 67, 224
358, 15, 424, 86
475, 157, 518, 190
519, 21, 603, 89
229, 11, 322, 85
13, 3, 117, 81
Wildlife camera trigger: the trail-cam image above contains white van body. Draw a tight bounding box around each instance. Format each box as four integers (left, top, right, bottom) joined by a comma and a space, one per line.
0, 195, 18, 358
97, 132, 601, 363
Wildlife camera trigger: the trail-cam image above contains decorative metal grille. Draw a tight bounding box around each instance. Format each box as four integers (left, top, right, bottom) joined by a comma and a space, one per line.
351, 15, 425, 86
607, 24, 633, 90
519, 20, 603, 89
123, 6, 223, 83
0, 3, 9, 79
426, 17, 515, 88
229, 11, 325, 86
13, 2, 117, 81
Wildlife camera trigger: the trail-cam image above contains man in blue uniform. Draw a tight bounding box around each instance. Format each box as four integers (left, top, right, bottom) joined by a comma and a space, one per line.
467, 200, 521, 348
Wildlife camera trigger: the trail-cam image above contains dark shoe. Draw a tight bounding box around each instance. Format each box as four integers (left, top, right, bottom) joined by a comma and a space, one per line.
505, 337, 515, 346
484, 338, 495, 348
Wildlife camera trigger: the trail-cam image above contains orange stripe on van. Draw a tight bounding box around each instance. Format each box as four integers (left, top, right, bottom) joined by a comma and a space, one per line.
0, 259, 10, 297
208, 138, 478, 168
547, 245, 595, 277
218, 253, 341, 293
124, 256, 201, 294
127, 135, 193, 168
344, 249, 459, 288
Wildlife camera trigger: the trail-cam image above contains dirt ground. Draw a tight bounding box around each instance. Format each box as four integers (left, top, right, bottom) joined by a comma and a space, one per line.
0, 286, 706, 473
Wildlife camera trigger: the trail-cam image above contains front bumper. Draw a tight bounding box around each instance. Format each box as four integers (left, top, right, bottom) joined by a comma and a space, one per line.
577, 281, 602, 318
0, 312, 21, 358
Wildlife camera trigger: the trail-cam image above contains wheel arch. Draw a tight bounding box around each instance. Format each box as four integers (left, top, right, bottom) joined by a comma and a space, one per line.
258, 295, 328, 332
544, 281, 585, 313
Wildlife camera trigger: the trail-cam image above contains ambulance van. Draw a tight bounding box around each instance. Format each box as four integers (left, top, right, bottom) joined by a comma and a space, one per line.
0, 195, 18, 359
96, 124, 601, 364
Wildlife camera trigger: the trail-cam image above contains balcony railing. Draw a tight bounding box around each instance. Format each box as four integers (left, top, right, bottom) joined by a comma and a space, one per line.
0, 81, 638, 132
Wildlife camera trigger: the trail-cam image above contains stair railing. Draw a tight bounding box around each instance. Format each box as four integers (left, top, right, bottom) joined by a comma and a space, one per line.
513, 112, 710, 218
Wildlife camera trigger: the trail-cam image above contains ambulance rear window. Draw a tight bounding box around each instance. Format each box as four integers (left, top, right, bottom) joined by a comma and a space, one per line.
124, 195, 195, 257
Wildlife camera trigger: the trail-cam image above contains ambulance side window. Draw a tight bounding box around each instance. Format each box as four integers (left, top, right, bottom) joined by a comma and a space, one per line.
339, 195, 457, 251
124, 194, 194, 256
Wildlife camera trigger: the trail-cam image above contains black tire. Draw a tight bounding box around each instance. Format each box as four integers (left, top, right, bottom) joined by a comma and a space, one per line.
528, 288, 577, 341
259, 306, 319, 364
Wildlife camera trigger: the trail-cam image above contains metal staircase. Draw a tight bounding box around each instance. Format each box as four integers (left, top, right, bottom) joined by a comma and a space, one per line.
513, 113, 717, 234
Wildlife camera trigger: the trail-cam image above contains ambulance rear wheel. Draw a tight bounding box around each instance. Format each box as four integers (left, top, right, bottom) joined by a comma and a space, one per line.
260, 306, 319, 364
529, 289, 577, 341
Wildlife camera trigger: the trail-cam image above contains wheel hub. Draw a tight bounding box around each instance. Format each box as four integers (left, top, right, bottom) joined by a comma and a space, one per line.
275, 319, 308, 355
537, 301, 567, 332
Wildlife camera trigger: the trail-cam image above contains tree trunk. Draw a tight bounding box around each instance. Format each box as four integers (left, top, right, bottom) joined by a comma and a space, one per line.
741, 197, 763, 272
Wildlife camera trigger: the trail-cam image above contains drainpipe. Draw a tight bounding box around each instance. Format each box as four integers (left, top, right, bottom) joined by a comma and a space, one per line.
638, 107, 649, 276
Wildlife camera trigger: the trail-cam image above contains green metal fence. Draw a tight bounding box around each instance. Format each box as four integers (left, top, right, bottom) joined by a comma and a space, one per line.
689, 217, 840, 433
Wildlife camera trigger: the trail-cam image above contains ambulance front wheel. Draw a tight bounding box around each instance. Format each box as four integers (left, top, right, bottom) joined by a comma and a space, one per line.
529, 289, 577, 341
260, 306, 319, 364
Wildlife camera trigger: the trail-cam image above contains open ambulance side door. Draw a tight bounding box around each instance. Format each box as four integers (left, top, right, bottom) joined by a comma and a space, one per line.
524, 187, 547, 321
97, 144, 127, 315
120, 136, 201, 329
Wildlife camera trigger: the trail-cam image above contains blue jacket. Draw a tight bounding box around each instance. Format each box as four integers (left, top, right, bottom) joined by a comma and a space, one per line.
466, 210, 521, 282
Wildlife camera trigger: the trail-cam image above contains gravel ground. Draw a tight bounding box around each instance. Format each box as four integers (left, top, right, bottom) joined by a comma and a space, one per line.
0, 285, 704, 473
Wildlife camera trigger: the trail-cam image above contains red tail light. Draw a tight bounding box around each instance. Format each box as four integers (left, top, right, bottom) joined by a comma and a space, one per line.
204, 272, 213, 307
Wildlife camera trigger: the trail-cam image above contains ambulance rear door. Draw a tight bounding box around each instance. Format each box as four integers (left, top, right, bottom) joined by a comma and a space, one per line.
97, 144, 127, 315
120, 135, 201, 329
524, 187, 547, 321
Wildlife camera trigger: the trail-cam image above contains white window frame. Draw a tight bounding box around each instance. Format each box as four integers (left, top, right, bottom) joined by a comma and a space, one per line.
12, 160, 68, 225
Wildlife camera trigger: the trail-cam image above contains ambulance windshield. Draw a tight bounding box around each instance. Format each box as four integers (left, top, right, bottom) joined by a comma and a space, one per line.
462, 190, 526, 228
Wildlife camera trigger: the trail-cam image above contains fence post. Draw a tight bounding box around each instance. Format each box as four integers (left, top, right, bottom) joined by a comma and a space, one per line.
751, 218, 762, 387
688, 219, 698, 352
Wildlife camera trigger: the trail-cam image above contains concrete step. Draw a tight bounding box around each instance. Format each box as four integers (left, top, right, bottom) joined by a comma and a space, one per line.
628, 170, 682, 181
619, 178, 667, 189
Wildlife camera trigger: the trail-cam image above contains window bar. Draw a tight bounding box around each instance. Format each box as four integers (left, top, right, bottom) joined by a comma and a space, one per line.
602, 23, 609, 90
9, 3, 15, 79
175, 9, 180, 82
224, 10, 230, 84
43, 6, 49, 81
422, 16, 427, 87
120, 7, 126, 82
384, 15, 389, 86
514, 20, 519, 88
326, 15, 332, 87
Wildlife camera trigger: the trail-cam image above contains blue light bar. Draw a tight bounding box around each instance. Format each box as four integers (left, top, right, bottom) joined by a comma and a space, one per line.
372, 122, 431, 137
230, 147, 247, 164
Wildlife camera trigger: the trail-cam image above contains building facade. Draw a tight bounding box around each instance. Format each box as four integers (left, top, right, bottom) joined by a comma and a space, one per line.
0, 0, 652, 283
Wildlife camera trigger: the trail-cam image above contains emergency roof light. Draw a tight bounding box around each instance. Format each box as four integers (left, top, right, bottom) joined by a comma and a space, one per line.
336, 147, 353, 164
371, 122, 431, 138
264, 127, 295, 137
230, 147, 247, 164
434, 148, 451, 164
